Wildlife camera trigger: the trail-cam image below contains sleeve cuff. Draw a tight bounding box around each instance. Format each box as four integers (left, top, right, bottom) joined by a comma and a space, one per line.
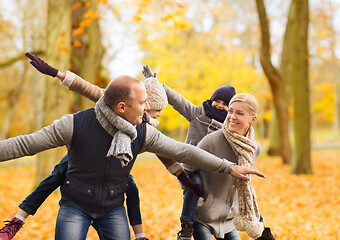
227, 162, 236, 173
217, 158, 236, 173
167, 162, 183, 175
61, 71, 76, 88
149, 118, 159, 127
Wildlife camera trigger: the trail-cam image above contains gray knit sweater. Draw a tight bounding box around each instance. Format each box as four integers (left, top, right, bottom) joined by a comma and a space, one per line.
195, 130, 261, 238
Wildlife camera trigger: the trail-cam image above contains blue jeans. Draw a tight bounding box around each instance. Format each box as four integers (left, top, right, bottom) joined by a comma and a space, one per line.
55, 199, 130, 240
180, 171, 203, 224
19, 154, 142, 228
19, 154, 68, 215
193, 222, 240, 240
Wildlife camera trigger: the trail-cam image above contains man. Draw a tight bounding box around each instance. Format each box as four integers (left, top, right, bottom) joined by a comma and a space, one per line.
0, 76, 264, 240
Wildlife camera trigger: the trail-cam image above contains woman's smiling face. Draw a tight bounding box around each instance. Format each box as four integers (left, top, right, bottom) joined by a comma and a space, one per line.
226, 101, 257, 136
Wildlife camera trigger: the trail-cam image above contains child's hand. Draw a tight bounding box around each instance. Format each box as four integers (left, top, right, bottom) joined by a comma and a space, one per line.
25, 52, 58, 77
142, 65, 157, 78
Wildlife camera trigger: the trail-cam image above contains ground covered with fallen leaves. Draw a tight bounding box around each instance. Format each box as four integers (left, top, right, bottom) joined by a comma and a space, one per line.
0, 149, 339, 240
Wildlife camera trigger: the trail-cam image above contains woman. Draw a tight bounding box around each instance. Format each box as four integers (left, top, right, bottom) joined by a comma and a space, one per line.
189, 93, 274, 240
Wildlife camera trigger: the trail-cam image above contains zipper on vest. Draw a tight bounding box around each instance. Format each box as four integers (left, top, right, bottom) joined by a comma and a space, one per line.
95, 158, 110, 215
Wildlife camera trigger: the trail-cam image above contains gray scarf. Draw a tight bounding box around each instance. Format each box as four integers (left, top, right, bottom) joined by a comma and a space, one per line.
94, 96, 137, 167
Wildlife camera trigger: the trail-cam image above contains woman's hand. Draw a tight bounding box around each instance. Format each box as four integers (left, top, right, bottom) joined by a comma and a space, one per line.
229, 165, 266, 181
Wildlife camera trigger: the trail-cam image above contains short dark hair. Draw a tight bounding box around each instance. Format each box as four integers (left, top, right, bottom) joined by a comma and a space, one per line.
104, 75, 138, 108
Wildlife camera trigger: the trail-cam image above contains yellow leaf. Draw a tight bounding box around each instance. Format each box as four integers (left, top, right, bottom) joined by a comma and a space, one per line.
79, 19, 92, 28
54, 38, 64, 46
175, 2, 184, 8
57, 46, 68, 53
85, 9, 99, 19
72, 2, 82, 9
73, 40, 82, 48
73, 27, 84, 37
132, 15, 143, 22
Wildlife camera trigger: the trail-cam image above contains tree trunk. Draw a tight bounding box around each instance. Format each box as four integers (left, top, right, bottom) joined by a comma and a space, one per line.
281, 2, 295, 100
70, 0, 105, 112
291, 0, 312, 174
267, 109, 281, 155
0, 70, 26, 139
255, 0, 292, 164
279, 0, 295, 145
331, 24, 340, 135
35, 0, 72, 184
333, 50, 340, 135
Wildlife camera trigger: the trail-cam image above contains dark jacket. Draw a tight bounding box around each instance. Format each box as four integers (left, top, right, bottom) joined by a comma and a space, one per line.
61, 108, 146, 213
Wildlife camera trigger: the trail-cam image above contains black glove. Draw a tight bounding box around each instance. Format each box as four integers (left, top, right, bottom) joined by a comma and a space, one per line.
177, 172, 206, 198
142, 65, 157, 78
25, 52, 58, 77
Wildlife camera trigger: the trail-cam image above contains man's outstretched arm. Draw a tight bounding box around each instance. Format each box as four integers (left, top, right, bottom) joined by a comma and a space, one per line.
0, 115, 73, 162
141, 124, 265, 180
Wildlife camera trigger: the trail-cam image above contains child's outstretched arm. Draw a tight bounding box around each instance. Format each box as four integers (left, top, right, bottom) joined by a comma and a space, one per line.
25, 52, 104, 102
0, 140, 71, 239
125, 176, 149, 240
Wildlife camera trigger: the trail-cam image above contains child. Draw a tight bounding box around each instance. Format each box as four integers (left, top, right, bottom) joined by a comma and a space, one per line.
0, 53, 203, 240
142, 66, 274, 240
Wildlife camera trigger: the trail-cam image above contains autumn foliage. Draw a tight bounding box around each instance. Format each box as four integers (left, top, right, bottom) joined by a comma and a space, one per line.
0, 149, 339, 240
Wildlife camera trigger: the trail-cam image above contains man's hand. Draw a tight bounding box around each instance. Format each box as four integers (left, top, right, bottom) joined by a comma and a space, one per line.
229, 165, 265, 181
25, 52, 58, 78
142, 65, 156, 78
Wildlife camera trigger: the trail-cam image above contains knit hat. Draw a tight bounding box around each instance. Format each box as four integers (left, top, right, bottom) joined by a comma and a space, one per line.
143, 77, 168, 110
210, 85, 236, 106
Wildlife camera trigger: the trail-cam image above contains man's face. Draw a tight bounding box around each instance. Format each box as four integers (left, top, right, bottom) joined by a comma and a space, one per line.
124, 83, 149, 125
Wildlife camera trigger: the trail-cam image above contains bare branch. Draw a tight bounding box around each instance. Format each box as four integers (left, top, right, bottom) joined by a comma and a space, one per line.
0, 50, 45, 68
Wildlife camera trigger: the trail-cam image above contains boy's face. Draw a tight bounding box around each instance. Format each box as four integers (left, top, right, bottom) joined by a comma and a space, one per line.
211, 100, 229, 111
147, 109, 162, 119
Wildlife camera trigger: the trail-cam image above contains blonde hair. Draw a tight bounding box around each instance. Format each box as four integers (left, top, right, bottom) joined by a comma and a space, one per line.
229, 93, 259, 116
